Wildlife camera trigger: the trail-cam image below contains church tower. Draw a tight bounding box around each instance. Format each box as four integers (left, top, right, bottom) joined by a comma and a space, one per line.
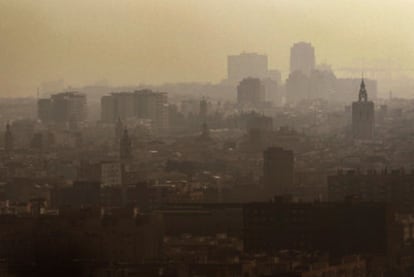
352, 78, 375, 140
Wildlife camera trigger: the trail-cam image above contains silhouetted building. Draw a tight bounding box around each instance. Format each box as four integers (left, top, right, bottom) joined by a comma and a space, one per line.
0, 209, 164, 274
263, 147, 294, 195
237, 78, 265, 107
120, 129, 132, 161
290, 42, 315, 76
51, 181, 101, 208
37, 91, 87, 124
352, 79, 374, 140
101, 90, 169, 132
328, 169, 414, 213
158, 203, 243, 236
243, 200, 399, 261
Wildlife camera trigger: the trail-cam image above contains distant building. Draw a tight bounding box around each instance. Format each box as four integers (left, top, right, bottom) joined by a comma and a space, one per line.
101, 90, 168, 132
37, 91, 87, 124
352, 79, 375, 140
290, 42, 315, 76
120, 129, 132, 161
237, 78, 265, 107
227, 53, 268, 82
286, 70, 310, 104
262, 78, 281, 105
263, 147, 294, 195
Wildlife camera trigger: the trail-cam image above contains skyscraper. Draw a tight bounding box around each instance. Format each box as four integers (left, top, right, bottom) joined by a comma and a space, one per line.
38, 92, 87, 124
290, 42, 315, 76
352, 79, 375, 140
263, 147, 294, 196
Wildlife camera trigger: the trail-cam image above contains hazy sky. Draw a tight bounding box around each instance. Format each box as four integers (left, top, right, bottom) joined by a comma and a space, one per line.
1, 0, 414, 96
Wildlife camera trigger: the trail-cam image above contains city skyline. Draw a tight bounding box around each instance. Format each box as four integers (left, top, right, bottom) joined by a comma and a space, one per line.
2, 0, 414, 96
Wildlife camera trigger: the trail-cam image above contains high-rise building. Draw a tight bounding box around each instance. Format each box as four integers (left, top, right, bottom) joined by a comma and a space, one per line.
101, 90, 169, 132
227, 53, 268, 82
134, 90, 169, 131
290, 42, 315, 76
237, 78, 265, 107
352, 79, 375, 140
263, 147, 294, 195
38, 92, 87, 124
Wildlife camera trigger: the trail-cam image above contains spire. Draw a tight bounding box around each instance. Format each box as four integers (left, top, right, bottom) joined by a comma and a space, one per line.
358, 77, 368, 102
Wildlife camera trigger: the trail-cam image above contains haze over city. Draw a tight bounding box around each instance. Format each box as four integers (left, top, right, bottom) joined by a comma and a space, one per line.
4, 1, 414, 276
2, 0, 414, 96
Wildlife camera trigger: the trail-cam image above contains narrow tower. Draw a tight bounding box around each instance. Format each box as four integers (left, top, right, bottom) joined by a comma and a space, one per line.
352, 78, 375, 140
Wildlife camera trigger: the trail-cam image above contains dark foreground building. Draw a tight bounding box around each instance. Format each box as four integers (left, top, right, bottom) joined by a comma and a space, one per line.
0, 208, 163, 276
328, 169, 414, 213
243, 199, 400, 264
